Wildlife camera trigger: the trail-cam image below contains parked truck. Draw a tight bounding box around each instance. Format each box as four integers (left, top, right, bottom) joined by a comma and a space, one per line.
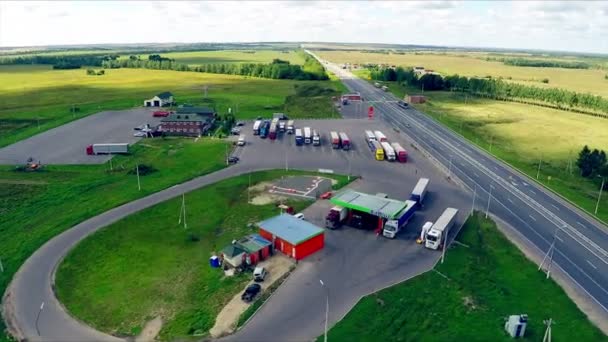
269, 120, 278, 140
313, 130, 320, 146
369, 140, 384, 160
325, 206, 348, 229
286, 120, 295, 134
295, 128, 303, 145
373, 130, 387, 142
422, 208, 458, 250
410, 178, 429, 204
382, 200, 417, 238
86, 143, 129, 155
330, 131, 340, 149
279, 120, 286, 132
339, 132, 350, 150
304, 127, 312, 144
365, 130, 376, 142
391, 142, 408, 163
381, 85, 389, 92
260, 121, 270, 138
381, 141, 396, 161
253, 120, 262, 135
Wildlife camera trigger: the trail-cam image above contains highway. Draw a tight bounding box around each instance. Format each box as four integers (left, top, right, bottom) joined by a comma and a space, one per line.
308, 50, 608, 315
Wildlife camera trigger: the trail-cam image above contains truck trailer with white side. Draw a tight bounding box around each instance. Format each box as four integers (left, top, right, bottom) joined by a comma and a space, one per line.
409, 178, 429, 205
286, 120, 295, 134
253, 120, 262, 135
373, 130, 387, 142
424, 208, 458, 250
86, 143, 129, 155
304, 127, 312, 144
382, 200, 417, 238
380, 141, 396, 161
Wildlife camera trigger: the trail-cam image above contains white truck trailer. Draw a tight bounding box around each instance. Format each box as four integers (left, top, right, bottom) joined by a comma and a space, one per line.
86, 143, 129, 155
304, 127, 312, 144
253, 120, 262, 135
380, 141, 396, 161
423, 208, 458, 250
286, 120, 295, 134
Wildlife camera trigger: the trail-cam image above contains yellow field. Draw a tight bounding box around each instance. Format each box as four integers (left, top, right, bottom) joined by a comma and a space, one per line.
317, 50, 608, 98
131, 50, 305, 65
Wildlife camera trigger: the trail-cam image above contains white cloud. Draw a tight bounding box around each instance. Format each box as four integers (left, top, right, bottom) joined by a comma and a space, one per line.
0, 0, 606, 54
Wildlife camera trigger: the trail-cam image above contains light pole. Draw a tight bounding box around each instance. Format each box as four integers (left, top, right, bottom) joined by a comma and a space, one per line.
136, 163, 141, 191
536, 155, 543, 180
595, 176, 605, 215
485, 181, 494, 219
539, 228, 559, 279
471, 185, 477, 214
35, 301, 44, 336
448, 155, 453, 178
319, 279, 329, 342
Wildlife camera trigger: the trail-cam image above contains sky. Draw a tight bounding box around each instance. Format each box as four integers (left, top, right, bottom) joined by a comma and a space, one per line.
1, 1, 607, 54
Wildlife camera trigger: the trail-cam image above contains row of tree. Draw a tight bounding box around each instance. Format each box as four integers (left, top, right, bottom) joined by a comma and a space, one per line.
577, 146, 608, 188
369, 67, 608, 114
0, 54, 118, 67
101, 57, 329, 80
494, 57, 591, 69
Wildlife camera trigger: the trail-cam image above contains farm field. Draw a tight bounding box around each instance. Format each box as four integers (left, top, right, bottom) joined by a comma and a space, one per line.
0, 138, 228, 339
55, 170, 350, 340
0, 64, 341, 148
322, 212, 605, 341
316, 50, 608, 98
376, 78, 608, 224
131, 49, 306, 66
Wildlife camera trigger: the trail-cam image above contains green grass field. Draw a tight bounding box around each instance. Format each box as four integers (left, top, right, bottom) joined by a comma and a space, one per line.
317, 50, 608, 98
360, 75, 608, 224
132, 50, 305, 66
0, 64, 342, 147
55, 171, 349, 340
0, 137, 229, 340
323, 212, 605, 341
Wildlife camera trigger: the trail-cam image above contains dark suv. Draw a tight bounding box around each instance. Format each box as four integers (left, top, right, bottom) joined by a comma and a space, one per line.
241, 283, 262, 302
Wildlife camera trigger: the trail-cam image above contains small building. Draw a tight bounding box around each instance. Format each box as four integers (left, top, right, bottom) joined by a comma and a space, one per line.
258, 214, 325, 261
341, 92, 362, 102
407, 95, 427, 104
221, 233, 272, 268
159, 107, 216, 137
144, 92, 174, 107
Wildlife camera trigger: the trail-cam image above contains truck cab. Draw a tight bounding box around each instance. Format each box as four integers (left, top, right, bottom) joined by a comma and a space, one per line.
425, 228, 443, 250
313, 130, 320, 146
325, 206, 347, 229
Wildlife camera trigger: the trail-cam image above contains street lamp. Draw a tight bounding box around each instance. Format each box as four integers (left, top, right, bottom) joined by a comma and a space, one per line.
35, 301, 45, 336
595, 176, 605, 215
319, 279, 329, 342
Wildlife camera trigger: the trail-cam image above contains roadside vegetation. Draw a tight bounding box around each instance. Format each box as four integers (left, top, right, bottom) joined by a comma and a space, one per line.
0, 64, 341, 147
323, 211, 605, 341
354, 69, 608, 224
0, 138, 228, 340
55, 170, 350, 340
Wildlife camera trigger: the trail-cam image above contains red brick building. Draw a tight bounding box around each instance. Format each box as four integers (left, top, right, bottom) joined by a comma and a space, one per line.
160, 106, 216, 137
258, 214, 325, 261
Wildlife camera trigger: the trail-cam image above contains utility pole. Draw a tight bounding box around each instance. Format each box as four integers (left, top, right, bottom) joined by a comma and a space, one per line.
178, 194, 187, 229
319, 279, 329, 342
595, 177, 605, 215
441, 224, 449, 264
539, 228, 559, 279
485, 181, 494, 219
471, 185, 477, 214
248, 171, 252, 204
543, 318, 554, 342
136, 164, 141, 191
285, 148, 288, 171
448, 155, 453, 178
536, 155, 543, 180
489, 135, 494, 152
35, 302, 45, 336
109, 157, 113, 171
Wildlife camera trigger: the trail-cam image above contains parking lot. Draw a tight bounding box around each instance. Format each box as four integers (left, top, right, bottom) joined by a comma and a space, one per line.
0, 108, 161, 165
225, 117, 471, 341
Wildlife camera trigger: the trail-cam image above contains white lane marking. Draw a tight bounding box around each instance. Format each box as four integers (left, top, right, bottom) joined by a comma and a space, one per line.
460, 162, 466, 167
555, 235, 564, 243
577, 221, 586, 228
529, 215, 537, 222
529, 189, 536, 195
507, 198, 514, 204
587, 260, 598, 270
473, 172, 480, 178
490, 184, 495, 189
551, 204, 560, 211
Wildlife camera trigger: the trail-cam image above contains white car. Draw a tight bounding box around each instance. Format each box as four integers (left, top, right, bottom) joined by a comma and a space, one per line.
133, 131, 146, 137
253, 267, 267, 282
293, 213, 305, 220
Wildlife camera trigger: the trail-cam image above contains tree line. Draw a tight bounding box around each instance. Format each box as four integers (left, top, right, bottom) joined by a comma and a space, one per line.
0, 54, 118, 68
369, 66, 608, 114
577, 146, 608, 189
101, 55, 329, 80
489, 57, 591, 69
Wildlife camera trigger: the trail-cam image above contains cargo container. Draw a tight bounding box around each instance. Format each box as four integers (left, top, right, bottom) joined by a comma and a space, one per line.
313, 130, 320, 146
152, 111, 170, 117
286, 120, 295, 134
330, 131, 340, 149
373, 130, 387, 142
253, 120, 262, 135
391, 142, 408, 163
269, 120, 278, 140
423, 208, 458, 250
339, 132, 350, 150
364, 130, 376, 142
369, 140, 384, 160
380, 141, 396, 161
86, 143, 129, 155
383, 200, 417, 238
325, 206, 347, 229
410, 178, 429, 204
304, 127, 312, 144
295, 128, 303, 146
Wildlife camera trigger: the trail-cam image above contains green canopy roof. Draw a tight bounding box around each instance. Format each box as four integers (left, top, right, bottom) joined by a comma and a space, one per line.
330, 190, 408, 219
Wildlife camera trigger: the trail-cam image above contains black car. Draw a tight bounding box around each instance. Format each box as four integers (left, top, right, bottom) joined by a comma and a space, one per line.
236, 121, 245, 126
228, 156, 239, 164
397, 100, 409, 109
241, 283, 262, 302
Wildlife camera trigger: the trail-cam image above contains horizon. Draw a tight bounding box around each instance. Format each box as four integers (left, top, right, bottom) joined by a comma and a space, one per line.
1, 1, 607, 54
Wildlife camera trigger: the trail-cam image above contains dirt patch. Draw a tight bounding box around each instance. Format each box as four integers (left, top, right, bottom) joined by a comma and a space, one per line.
135, 316, 162, 342
462, 296, 477, 310
250, 193, 291, 205
209, 255, 295, 338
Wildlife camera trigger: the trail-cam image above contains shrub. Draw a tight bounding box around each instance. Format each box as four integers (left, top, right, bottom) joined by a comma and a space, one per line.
541, 78, 549, 84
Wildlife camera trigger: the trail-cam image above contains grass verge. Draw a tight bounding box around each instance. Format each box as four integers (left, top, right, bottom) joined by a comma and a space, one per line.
55, 170, 350, 340
323, 211, 605, 341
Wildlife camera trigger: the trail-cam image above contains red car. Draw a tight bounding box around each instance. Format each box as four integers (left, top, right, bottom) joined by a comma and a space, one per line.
320, 191, 332, 199
152, 111, 170, 117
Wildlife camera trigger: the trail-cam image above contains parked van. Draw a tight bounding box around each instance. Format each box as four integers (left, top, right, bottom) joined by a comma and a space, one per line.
238, 135, 246, 146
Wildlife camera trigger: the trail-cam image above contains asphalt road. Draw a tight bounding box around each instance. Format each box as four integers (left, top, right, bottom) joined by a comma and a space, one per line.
310, 51, 608, 315
0, 108, 160, 165
3, 116, 468, 341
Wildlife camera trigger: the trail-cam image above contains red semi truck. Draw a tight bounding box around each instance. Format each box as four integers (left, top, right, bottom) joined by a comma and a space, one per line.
339, 132, 350, 150
391, 142, 408, 163
152, 111, 170, 117
330, 131, 340, 149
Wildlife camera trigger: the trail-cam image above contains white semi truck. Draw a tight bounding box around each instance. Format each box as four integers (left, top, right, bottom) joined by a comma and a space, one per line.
419, 208, 458, 250
380, 141, 396, 161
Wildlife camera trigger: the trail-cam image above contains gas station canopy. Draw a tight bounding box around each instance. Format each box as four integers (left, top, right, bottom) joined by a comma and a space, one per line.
330, 190, 409, 219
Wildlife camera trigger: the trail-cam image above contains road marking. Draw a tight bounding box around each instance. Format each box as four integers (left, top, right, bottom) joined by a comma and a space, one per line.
473, 172, 479, 178
507, 198, 514, 204
551, 204, 560, 211
490, 184, 495, 189
529, 215, 537, 222
529, 189, 536, 195
587, 260, 598, 270
555, 235, 564, 243
577, 221, 586, 228
460, 162, 465, 167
